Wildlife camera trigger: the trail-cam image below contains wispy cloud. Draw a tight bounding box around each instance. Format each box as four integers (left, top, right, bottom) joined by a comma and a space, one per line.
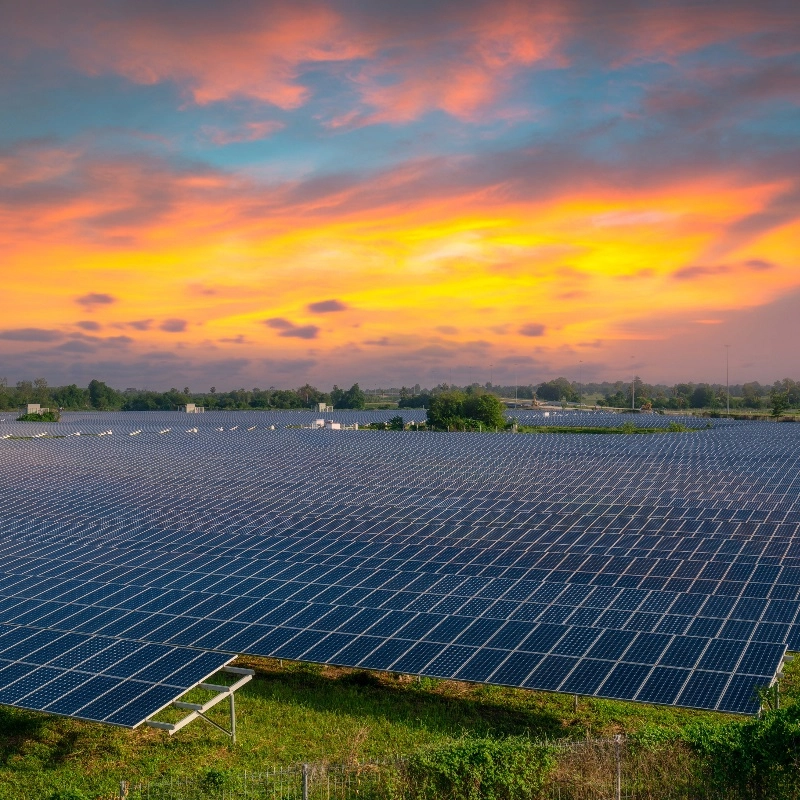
307, 299, 347, 313
263, 318, 320, 339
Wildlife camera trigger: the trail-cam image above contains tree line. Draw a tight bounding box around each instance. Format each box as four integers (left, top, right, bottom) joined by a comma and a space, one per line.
2, 375, 799, 413
0, 379, 368, 411
399, 378, 800, 412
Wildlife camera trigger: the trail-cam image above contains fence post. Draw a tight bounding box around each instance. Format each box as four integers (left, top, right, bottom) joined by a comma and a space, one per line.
614, 735, 622, 800
302, 762, 309, 800
119, 779, 129, 799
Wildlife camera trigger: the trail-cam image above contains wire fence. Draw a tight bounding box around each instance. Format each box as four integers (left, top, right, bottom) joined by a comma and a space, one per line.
122, 761, 389, 800
117, 736, 735, 800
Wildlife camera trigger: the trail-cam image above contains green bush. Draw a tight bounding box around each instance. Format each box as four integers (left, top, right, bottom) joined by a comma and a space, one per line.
667, 421, 689, 432
683, 705, 800, 799
402, 736, 554, 800
16, 411, 61, 422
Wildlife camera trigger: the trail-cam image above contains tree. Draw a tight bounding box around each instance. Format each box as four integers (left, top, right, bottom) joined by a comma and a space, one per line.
32, 378, 49, 404
15, 380, 33, 404
771, 390, 790, 418
296, 384, 327, 407
399, 389, 432, 409
269, 389, 304, 409
332, 383, 366, 409
88, 379, 123, 410
691, 384, 715, 408
427, 390, 467, 429
463, 392, 505, 429
741, 382, 764, 409
388, 415, 405, 430
51, 384, 89, 409
773, 378, 800, 406
536, 377, 577, 402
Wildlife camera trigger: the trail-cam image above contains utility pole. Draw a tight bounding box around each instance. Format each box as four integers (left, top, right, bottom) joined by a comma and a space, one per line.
631, 357, 636, 411
579, 360, 583, 409
514, 363, 518, 408
725, 344, 730, 416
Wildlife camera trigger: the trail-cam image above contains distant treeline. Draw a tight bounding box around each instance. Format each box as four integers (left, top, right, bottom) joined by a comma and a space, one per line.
0, 379, 369, 411
2, 376, 799, 412
400, 378, 800, 412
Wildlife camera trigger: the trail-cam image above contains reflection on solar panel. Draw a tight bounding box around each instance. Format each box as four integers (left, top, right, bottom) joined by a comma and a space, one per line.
0, 410, 796, 721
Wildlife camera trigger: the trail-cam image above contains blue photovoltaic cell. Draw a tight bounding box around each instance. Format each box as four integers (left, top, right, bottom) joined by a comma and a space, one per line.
560, 659, 614, 695
491, 652, 542, 685
636, 667, 690, 704
523, 655, 578, 690
0, 411, 796, 722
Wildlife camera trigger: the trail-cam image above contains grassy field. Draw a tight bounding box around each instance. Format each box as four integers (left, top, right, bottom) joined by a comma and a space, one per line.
4, 654, 794, 799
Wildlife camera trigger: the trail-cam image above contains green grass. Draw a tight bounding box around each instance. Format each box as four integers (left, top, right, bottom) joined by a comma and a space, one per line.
1, 655, 783, 799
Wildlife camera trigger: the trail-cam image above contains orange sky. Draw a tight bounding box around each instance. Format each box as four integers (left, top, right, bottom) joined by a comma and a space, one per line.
2, 1, 799, 388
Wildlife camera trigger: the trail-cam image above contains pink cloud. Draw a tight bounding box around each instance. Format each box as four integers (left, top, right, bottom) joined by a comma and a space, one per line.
7, 1, 798, 126
10, 2, 368, 109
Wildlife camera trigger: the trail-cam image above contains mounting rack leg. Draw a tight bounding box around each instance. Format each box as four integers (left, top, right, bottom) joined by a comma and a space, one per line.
146, 666, 253, 743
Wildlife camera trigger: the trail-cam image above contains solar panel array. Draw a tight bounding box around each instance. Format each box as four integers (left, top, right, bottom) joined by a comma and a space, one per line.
0, 408, 712, 436
0, 412, 796, 722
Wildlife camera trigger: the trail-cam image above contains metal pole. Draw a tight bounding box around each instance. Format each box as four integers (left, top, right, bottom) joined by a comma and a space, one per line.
230, 691, 236, 745
119, 780, 129, 799
302, 763, 309, 800
614, 735, 622, 800
725, 344, 730, 415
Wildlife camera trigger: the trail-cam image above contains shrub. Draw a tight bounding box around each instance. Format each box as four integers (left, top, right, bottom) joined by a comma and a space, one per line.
402, 736, 554, 800
682, 705, 800, 799
16, 410, 61, 422
667, 422, 689, 432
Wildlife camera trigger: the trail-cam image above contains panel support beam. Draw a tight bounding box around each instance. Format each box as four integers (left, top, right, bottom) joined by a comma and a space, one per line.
146, 666, 254, 744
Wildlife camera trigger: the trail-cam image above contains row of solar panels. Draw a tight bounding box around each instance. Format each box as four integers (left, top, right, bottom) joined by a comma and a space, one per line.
0, 591, 781, 716
0, 408, 713, 431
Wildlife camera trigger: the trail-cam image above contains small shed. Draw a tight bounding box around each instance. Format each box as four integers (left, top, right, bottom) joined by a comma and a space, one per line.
20, 403, 48, 415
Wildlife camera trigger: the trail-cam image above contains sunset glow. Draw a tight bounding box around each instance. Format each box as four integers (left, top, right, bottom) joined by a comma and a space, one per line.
2, 1, 799, 388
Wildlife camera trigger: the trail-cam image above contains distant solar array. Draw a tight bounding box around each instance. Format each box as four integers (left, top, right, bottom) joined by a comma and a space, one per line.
513, 410, 714, 429
0, 411, 796, 725
0, 408, 713, 434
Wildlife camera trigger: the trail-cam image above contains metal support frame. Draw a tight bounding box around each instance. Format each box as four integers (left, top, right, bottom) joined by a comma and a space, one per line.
759, 653, 792, 715
773, 654, 793, 711
146, 666, 254, 743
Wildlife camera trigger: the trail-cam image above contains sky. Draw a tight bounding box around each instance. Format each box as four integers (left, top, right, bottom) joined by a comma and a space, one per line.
2, 0, 799, 391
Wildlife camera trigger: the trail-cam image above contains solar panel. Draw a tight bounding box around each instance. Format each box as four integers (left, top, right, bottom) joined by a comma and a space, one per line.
0, 411, 796, 720
0, 623, 232, 726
